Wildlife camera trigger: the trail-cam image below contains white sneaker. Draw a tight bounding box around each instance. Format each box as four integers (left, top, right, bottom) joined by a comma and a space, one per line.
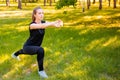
38, 70, 48, 78
11, 52, 21, 61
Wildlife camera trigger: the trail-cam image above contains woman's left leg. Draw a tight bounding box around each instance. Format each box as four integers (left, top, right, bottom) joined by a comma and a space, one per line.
23, 46, 44, 71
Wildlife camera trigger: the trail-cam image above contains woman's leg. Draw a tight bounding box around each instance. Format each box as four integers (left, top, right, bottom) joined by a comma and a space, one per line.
13, 49, 24, 56
23, 46, 44, 71
12, 46, 48, 78
23, 46, 48, 78
11, 49, 24, 60
36, 47, 44, 71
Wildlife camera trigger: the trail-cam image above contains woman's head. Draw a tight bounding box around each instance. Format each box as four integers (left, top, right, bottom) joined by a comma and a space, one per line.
32, 6, 44, 22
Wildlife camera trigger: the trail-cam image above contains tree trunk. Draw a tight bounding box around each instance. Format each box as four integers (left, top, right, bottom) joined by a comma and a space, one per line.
93, 0, 95, 4
87, 0, 90, 9
6, 0, 10, 6
24, 0, 27, 6
50, 0, 52, 6
113, 0, 117, 8
89, 0, 91, 6
99, 0, 102, 9
44, 0, 46, 6
18, 0, 22, 9
81, 0, 85, 12
108, 0, 110, 7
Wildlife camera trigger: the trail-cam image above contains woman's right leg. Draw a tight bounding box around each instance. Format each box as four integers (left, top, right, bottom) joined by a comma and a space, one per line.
13, 49, 24, 56
11, 49, 24, 61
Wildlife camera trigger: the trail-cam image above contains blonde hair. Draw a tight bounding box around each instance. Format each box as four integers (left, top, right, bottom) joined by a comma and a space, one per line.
32, 6, 42, 22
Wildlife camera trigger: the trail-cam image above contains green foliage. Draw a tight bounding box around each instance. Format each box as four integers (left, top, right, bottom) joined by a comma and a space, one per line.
56, 0, 77, 9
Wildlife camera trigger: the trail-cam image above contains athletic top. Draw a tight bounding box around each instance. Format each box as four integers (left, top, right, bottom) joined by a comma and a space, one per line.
24, 20, 45, 46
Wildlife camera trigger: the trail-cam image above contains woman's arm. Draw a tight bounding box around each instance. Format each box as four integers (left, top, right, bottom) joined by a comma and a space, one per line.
30, 20, 63, 29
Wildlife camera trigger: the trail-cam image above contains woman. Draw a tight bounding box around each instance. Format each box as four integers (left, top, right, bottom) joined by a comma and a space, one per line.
11, 6, 63, 78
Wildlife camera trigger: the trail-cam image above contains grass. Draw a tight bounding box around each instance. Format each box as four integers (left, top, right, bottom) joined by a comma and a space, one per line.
0, 4, 120, 80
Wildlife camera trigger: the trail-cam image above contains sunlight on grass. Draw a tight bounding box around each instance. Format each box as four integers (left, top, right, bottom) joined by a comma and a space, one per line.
3, 68, 16, 79
15, 26, 28, 32
44, 9, 62, 14
117, 30, 120, 32
79, 28, 90, 35
54, 51, 61, 56
63, 56, 91, 78
0, 11, 31, 18
103, 36, 117, 47
83, 15, 111, 21
45, 51, 66, 66
0, 54, 9, 64
2, 56, 30, 79
85, 36, 119, 51
85, 39, 104, 51
115, 13, 120, 16
44, 47, 52, 52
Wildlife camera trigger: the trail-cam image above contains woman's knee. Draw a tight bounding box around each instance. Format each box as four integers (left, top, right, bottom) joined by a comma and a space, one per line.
37, 47, 44, 54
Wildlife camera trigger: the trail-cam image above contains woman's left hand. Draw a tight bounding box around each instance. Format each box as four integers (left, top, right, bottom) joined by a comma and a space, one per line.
58, 19, 63, 27
55, 19, 63, 28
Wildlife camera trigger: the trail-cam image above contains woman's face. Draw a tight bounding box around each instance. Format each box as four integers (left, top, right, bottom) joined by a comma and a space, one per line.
34, 9, 44, 21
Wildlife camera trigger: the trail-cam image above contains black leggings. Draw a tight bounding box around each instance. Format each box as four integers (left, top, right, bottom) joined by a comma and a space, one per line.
14, 46, 44, 71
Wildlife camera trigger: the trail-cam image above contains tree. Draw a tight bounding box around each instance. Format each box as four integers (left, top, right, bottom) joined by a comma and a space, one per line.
22, 0, 27, 6
87, 0, 90, 9
44, 0, 46, 6
18, 0, 22, 9
108, 0, 111, 7
113, 0, 117, 8
6, 0, 10, 6
50, 0, 52, 6
24, 0, 27, 6
99, 0, 102, 9
93, 0, 95, 4
81, 0, 85, 12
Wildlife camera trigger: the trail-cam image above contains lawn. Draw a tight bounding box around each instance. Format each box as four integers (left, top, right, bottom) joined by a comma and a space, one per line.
0, 4, 120, 80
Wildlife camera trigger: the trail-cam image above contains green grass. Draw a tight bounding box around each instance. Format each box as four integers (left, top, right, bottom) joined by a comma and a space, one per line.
0, 4, 120, 80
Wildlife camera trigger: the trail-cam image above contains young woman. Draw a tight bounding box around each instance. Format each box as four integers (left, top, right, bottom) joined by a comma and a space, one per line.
11, 6, 63, 78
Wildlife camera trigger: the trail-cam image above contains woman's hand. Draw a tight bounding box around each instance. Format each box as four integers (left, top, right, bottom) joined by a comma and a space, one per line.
54, 19, 63, 28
